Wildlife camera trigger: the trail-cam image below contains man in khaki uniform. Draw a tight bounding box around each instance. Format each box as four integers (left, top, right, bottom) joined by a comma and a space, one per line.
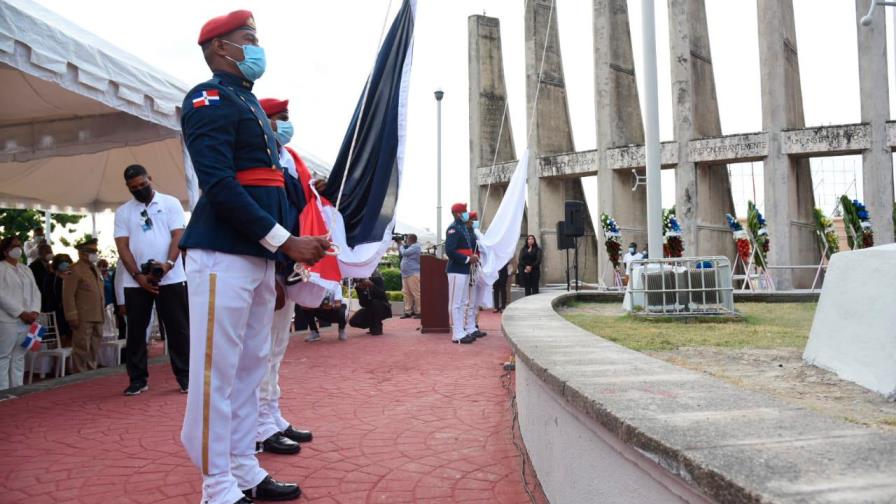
63, 238, 105, 372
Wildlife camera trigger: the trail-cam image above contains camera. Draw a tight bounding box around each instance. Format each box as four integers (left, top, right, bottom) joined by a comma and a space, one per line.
392, 233, 406, 243
140, 260, 164, 283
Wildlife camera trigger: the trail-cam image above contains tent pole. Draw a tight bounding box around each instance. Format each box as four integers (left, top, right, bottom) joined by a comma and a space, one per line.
44, 209, 52, 245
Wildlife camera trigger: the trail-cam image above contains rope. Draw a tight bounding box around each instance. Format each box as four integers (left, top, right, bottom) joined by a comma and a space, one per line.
525, 0, 554, 147
290, 0, 394, 284
464, 0, 553, 316
480, 0, 551, 223
480, 0, 552, 226
334, 0, 395, 214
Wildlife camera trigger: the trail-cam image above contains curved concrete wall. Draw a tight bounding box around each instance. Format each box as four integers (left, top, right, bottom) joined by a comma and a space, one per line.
516, 358, 712, 503
503, 291, 896, 504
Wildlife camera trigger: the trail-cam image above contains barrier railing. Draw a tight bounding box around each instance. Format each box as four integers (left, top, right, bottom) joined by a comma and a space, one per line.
625, 256, 735, 316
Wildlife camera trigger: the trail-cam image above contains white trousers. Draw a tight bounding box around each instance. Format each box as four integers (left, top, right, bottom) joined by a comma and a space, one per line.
180, 250, 275, 504
0, 321, 27, 390
447, 273, 477, 341
256, 300, 294, 442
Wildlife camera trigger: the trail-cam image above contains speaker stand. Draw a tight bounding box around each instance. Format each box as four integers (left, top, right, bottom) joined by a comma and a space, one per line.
573, 235, 580, 292
566, 247, 571, 291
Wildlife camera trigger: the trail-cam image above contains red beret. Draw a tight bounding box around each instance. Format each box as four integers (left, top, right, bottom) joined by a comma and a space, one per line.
198, 10, 256, 45
469, 211, 478, 220
450, 203, 467, 214
259, 98, 289, 117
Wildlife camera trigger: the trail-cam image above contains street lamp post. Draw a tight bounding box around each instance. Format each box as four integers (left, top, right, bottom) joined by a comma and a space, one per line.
434, 89, 444, 256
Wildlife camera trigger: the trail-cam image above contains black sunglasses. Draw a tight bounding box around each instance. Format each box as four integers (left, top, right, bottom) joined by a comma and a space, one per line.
140, 209, 153, 230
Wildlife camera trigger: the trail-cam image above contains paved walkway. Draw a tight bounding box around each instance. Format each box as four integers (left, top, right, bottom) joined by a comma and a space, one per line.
0, 312, 546, 504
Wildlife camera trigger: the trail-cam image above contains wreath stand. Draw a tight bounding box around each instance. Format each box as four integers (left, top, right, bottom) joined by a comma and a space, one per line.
732, 232, 775, 291
809, 231, 832, 291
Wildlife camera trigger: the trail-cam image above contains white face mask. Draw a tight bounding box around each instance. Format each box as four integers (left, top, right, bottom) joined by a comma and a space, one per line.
44, 253, 54, 262
88, 253, 99, 264
628, 247, 636, 254
7, 247, 23, 260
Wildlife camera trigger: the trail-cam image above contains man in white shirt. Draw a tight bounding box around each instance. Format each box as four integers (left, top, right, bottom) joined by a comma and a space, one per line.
622, 241, 644, 274
23, 227, 47, 264
114, 164, 190, 396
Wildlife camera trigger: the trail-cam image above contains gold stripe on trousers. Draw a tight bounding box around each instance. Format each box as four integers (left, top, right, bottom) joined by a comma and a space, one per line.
201, 272, 217, 475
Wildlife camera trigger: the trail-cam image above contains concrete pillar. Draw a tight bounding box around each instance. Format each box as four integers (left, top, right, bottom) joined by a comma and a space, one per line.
594, 0, 647, 283
525, 0, 598, 285
668, 0, 736, 260
757, 0, 819, 289
855, 0, 895, 244
468, 15, 517, 228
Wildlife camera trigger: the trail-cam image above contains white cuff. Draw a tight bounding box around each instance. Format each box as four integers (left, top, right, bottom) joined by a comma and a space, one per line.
260, 224, 291, 253
465, 257, 470, 264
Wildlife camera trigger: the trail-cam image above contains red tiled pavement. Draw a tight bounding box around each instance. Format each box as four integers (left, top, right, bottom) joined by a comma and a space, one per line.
0, 312, 547, 504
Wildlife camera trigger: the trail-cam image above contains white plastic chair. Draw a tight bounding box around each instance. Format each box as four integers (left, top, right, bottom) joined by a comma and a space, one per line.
26, 312, 73, 383
99, 305, 126, 367
147, 306, 168, 355
101, 304, 117, 338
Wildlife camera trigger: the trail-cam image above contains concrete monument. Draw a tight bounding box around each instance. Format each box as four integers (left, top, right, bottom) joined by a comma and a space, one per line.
469, 0, 895, 288
803, 244, 896, 399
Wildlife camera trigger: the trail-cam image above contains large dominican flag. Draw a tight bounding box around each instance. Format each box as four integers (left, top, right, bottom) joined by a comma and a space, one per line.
322, 0, 416, 278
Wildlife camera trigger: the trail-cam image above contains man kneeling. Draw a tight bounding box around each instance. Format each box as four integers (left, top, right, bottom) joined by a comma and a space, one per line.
348, 272, 390, 336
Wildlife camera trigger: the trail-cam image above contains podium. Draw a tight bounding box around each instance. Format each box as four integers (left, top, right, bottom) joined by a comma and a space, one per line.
420, 254, 450, 333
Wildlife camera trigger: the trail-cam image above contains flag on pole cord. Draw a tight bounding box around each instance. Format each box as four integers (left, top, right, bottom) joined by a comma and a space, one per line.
473, 150, 529, 307
322, 0, 416, 279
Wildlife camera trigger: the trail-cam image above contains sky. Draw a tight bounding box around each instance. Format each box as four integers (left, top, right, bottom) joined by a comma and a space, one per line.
31, 0, 896, 251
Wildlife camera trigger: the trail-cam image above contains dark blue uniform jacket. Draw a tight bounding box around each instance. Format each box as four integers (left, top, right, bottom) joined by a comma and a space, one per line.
179, 71, 294, 260
445, 218, 477, 275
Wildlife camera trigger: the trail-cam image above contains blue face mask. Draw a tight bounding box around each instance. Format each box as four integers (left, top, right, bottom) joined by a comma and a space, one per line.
461, 212, 470, 222
274, 120, 294, 146
472, 221, 480, 230
57, 262, 70, 272
223, 40, 266, 81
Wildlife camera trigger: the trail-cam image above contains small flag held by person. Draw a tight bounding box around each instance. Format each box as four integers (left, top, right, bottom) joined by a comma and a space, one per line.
21, 322, 45, 352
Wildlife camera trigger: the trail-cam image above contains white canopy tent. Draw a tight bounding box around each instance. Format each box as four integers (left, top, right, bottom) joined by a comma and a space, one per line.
0, 0, 194, 213
0, 0, 331, 217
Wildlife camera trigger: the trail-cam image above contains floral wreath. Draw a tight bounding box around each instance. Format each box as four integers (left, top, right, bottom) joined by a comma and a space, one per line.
840, 196, 874, 249
725, 213, 752, 263
662, 209, 683, 258
600, 213, 623, 270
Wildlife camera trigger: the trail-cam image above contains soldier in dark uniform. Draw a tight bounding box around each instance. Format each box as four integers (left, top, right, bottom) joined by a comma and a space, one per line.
444, 203, 479, 344
178, 10, 329, 504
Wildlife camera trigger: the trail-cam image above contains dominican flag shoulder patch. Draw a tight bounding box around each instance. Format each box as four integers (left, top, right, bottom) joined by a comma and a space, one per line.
192, 89, 221, 108
21, 322, 45, 352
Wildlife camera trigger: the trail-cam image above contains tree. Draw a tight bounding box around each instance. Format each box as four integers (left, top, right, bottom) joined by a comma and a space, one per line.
0, 208, 85, 245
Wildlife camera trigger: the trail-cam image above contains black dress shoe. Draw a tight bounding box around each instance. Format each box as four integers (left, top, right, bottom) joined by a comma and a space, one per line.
453, 334, 476, 344
281, 425, 313, 443
234, 498, 253, 504
257, 433, 300, 455
243, 476, 301, 501
472, 330, 487, 338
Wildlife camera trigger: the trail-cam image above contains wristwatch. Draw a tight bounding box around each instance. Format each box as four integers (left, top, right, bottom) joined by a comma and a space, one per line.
165, 259, 176, 267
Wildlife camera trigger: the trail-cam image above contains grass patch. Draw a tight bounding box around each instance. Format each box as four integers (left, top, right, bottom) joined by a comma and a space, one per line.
561, 302, 816, 352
